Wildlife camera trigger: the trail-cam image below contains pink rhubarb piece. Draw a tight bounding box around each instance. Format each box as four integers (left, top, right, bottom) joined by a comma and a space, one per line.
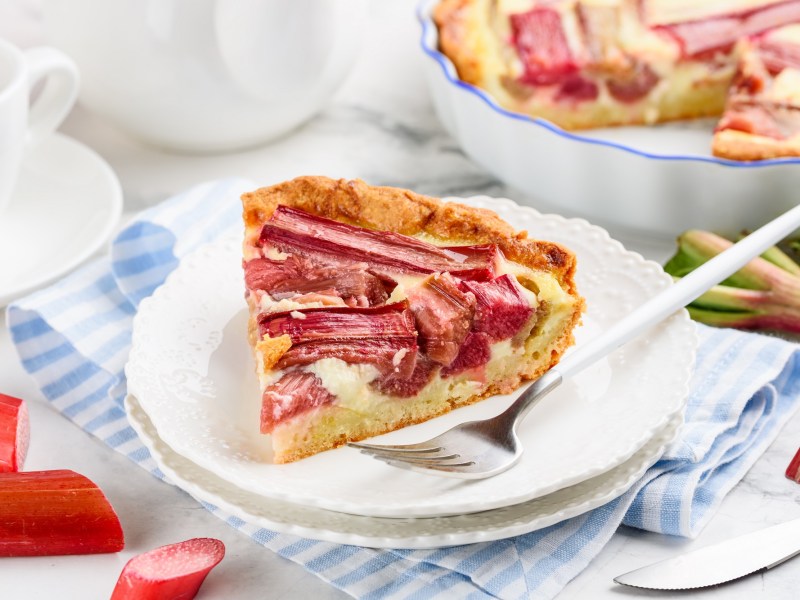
111, 538, 225, 600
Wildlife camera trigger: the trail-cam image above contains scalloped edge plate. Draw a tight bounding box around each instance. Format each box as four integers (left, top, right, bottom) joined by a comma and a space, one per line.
127, 393, 684, 549
126, 196, 697, 518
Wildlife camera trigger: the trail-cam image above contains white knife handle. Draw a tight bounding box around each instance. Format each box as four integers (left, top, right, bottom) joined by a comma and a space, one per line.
556, 203, 800, 380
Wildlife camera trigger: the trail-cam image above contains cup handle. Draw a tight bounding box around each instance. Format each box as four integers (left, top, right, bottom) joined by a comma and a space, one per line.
23, 47, 79, 149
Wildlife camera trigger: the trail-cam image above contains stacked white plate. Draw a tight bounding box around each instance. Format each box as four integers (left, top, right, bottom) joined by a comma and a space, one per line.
125, 196, 697, 549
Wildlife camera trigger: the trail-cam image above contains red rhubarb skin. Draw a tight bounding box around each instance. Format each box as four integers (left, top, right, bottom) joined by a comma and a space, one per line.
786, 447, 800, 483
0, 393, 29, 472
0, 469, 124, 557
110, 537, 225, 600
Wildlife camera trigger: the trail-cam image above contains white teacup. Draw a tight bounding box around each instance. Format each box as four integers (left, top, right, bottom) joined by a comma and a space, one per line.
0, 38, 79, 216
42, 0, 369, 153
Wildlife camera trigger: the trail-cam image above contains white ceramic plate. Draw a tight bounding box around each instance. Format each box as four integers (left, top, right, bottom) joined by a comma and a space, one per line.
126, 196, 696, 518
0, 133, 123, 306
417, 0, 799, 238
126, 393, 683, 549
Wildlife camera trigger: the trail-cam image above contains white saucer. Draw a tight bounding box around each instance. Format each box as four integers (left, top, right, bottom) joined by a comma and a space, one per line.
0, 133, 122, 306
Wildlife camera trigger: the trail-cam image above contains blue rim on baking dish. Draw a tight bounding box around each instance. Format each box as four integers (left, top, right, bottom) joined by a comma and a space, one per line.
416, 0, 800, 169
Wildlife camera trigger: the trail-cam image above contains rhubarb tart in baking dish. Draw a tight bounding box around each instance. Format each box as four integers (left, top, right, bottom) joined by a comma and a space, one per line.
241, 177, 584, 463
434, 0, 800, 158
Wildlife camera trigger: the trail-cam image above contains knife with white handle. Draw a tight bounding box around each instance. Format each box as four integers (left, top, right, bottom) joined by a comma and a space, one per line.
614, 518, 800, 590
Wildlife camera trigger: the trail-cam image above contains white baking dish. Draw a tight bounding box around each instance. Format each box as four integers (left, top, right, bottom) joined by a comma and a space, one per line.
417, 0, 800, 237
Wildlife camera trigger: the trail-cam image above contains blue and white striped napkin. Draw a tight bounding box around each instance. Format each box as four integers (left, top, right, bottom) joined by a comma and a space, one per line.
8, 180, 800, 600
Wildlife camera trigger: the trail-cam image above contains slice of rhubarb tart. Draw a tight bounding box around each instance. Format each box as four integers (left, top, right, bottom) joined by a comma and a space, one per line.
241, 177, 584, 463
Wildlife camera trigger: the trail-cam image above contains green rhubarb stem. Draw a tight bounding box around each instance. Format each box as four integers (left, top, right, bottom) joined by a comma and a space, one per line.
686, 306, 763, 328
688, 282, 771, 312
757, 244, 800, 277
670, 230, 795, 290
665, 229, 800, 334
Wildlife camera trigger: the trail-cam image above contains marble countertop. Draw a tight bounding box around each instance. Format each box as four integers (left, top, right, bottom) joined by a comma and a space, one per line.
2, 1, 799, 598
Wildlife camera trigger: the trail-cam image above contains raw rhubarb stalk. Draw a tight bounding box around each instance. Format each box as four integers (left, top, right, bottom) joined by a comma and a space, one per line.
0, 393, 29, 473
510, 7, 577, 85
260, 303, 419, 377
407, 272, 475, 366
110, 538, 225, 600
0, 469, 124, 556
259, 206, 498, 280
786, 447, 800, 483
261, 371, 337, 433
664, 230, 800, 332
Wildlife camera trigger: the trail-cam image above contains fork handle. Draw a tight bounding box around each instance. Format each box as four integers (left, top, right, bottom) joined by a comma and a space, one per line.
554, 203, 800, 380
504, 203, 800, 425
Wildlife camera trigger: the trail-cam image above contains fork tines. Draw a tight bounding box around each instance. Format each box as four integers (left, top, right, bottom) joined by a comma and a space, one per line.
348, 442, 477, 470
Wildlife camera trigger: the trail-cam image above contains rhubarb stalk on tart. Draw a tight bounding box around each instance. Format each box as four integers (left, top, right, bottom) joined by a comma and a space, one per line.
242, 177, 584, 463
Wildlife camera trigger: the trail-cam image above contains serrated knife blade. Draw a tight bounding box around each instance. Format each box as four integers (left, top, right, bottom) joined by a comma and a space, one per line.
614, 518, 800, 590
